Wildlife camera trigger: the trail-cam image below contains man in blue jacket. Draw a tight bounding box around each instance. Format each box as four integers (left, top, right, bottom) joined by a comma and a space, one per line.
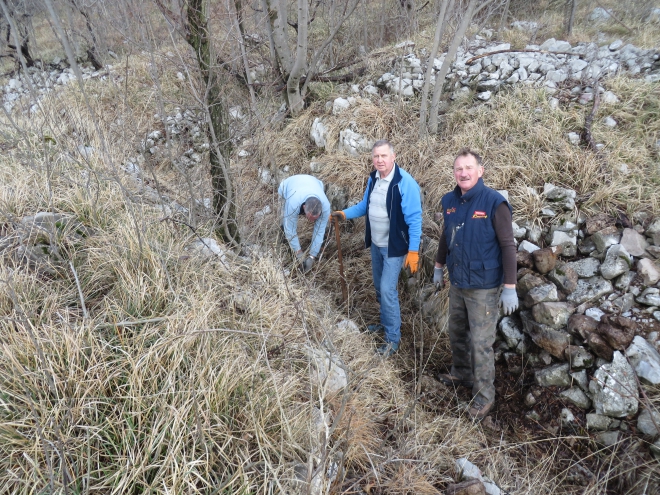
332, 140, 422, 357
434, 149, 518, 420
278, 175, 331, 273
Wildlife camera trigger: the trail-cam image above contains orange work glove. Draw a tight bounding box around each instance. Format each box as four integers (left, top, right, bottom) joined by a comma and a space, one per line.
331, 211, 345, 220
404, 251, 419, 274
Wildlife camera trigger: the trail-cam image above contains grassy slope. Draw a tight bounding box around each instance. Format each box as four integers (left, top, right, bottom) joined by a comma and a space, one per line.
1, 1, 660, 494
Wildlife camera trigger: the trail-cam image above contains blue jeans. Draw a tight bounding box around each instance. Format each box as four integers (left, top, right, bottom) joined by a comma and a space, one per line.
370, 244, 405, 345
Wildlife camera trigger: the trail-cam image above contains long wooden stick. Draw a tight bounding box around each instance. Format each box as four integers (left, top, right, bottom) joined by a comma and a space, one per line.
333, 216, 348, 303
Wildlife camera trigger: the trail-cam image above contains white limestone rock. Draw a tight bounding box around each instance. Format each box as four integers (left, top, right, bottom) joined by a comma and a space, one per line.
589, 351, 639, 418
332, 97, 351, 115
310, 118, 327, 148
626, 336, 660, 386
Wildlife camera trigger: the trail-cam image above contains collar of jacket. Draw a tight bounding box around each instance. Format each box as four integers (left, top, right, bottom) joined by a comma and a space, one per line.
453, 177, 485, 201
370, 163, 402, 185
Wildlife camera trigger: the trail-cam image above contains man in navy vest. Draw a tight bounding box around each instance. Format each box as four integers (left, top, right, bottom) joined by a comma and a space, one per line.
434, 149, 518, 420
332, 140, 422, 357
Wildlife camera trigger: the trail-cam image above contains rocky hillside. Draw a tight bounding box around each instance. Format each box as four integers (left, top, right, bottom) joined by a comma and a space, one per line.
1, 3, 660, 494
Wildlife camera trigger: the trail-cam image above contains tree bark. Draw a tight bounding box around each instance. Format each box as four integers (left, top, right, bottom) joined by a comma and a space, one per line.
186, 0, 240, 244
419, 0, 453, 137
428, 0, 494, 133
267, 0, 293, 76
286, 0, 308, 114
566, 0, 577, 36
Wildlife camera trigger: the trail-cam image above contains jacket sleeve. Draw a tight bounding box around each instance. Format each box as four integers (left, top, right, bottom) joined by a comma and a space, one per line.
343, 177, 372, 220
282, 202, 301, 253
310, 200, 331, 257
400, 176, 422, 252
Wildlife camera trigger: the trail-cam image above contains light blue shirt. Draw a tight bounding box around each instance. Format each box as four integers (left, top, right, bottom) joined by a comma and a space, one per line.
278, 175, 331, 257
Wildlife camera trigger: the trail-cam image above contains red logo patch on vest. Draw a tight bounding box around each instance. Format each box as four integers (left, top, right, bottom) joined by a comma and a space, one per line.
446, 207, 456, 215
472, 210, 488, 219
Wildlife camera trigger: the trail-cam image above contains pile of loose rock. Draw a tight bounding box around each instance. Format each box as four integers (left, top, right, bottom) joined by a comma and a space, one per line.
503, 186, 658, 455
367, 35, 659, 102
2, 62, 111, 113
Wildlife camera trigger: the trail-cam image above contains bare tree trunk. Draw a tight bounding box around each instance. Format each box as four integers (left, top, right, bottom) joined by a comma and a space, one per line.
267, 0, 293, 76
231, 0, 264, 124
498, 0, 510, 32
428, 0, 494, 133
419, 0, 454, 137
259, 0, 279, 75
286, 0, 308, 114
186, 0, 240, 244
566, 0, 577, 36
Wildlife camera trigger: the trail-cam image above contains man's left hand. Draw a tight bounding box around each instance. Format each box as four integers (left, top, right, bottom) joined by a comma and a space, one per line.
404, 251, 419, 274
302, 256, 315, 273
499, 287, 519, 315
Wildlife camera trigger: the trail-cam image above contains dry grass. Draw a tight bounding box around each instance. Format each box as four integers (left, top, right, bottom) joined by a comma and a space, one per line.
2, 12, 660, 495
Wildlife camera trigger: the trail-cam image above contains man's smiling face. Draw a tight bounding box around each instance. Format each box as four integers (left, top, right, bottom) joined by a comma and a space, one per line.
453, 154, 483, 195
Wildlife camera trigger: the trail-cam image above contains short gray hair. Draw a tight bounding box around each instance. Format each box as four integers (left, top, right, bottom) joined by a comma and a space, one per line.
304, 196, 323, 216
372, 139, 394, 154
454, 148, 483, 167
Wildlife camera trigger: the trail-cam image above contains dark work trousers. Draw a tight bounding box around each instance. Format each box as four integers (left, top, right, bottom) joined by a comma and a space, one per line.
447, 285, 500, 405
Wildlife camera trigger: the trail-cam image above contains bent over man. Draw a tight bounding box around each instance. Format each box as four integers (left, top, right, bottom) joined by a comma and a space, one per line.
332, 140, 422, 357
278, 175, 331, 273
434, 149, 518, 419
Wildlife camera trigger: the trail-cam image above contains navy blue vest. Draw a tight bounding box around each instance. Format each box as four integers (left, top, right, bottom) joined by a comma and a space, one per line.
441, 178, 511, 289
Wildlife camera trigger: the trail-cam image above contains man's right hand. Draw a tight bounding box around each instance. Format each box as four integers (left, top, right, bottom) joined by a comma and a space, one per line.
433, 266, 445, 290
331, 211, 345, 221
296, 250, 305, 261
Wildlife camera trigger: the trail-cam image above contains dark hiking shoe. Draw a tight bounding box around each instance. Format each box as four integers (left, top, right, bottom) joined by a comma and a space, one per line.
366, 323, 385, 334
436, 373, 474, 389
376, 342, 399, 357
468, 399, 495, 420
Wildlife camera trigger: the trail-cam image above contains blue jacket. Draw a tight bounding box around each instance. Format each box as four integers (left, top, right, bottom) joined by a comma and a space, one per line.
278, 175, 331, 257
441, 178, 511, 289
343, 164, 422, 257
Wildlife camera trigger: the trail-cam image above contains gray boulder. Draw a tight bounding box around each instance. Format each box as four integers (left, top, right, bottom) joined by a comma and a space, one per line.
636, 287, 660, 306
310, 118, 327, 148
560, 387, 592, 409
587, 413, 617, 431
565, 258, 601, 278
547, 265, 579, 293
567, 277, 614, 304
619, 228, 649, 256
637, 408, 660, 438
614, 271, 636, 290
595, 431, 620, 447
523, 316, 571, 358
626, 335, 660, 385
589, 351, 639, 418
600, 244, 632, 280
332, 97, 350, 115
532, 302, 575, 329
571, 369, 590, 392
525, 283, 559, 306
591, 227, 621, 252
499, 316, 524, 349
564, 345, 594, 369
637, 258, 660, 285
535, 363, 571, 387
611, 293, 634, 313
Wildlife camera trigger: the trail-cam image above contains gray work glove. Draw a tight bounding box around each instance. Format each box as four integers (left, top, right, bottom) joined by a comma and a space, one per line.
302, 256, 315, 273
295, 250, 305, 262
433, 267, 445, 290
499, 287, 519, 315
